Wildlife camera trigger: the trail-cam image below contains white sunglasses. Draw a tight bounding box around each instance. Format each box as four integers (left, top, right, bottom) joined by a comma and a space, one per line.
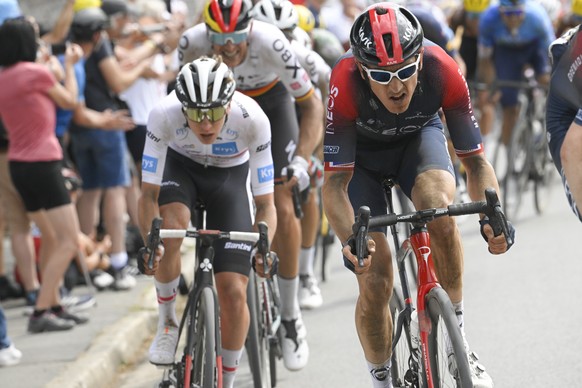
362, 55, 421, 85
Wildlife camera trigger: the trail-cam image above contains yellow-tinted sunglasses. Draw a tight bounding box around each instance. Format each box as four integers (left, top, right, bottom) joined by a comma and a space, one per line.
184, 106, 227, 123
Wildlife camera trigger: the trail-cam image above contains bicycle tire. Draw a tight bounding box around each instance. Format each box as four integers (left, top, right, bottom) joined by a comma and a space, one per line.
246, 272, 272, 388
389, 287, 418, 388
189, 287, 218, 388
424, 287, 472, 388
503, 95, 531, 220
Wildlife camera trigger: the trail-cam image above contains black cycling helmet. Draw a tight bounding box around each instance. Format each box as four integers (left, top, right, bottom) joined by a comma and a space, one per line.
350, 2, 423, 67
70, 7, 109, 42
204, 0, 253, 33
175, 56, 236, 109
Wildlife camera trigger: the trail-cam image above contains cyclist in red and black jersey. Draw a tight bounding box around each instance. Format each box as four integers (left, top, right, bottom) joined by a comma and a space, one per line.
322, 3, 514, 387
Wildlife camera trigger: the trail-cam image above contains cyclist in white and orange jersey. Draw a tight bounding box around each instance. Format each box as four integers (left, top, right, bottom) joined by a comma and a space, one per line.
178, 0, 324, 371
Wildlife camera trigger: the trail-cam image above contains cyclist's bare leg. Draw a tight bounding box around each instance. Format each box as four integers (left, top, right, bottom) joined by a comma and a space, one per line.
561, 121, 582, 215
299, 187, 323, 308
301, 189, 319, 249
102, 187, 128, 256
411, 170, 463, 303
215, 272, 249, 385
155, 202, 190, 283
354, 231, 393, 363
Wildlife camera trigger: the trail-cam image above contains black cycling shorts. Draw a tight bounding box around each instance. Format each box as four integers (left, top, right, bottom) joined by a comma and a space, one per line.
158, 149, 254, 276
348, 125, 454, 234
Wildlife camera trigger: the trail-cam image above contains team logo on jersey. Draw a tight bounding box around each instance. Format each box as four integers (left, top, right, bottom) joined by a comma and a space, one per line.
258, 164, 274, 183
213, 142, 238, 155
224, 242, 253, 251
142, 155, 158, 173
290, 81, 301, 90
146, 130, 161, 143
223, 127, 239, 140
176, 126, 189, 140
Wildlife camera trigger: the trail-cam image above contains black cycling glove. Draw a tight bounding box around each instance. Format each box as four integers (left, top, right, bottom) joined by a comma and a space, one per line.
342, 234, 370, 274
479, 216, 515, 251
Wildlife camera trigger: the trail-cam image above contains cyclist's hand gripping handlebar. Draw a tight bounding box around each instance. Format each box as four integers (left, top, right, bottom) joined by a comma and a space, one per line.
480, 188, 515, 251
137, 217, 163, 275
287, 167, 304, 219
252, 222, 278, 278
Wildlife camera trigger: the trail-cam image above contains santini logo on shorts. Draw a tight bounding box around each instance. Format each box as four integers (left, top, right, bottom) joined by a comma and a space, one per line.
258, 164, 274, 183
224, 242, 253, 251
142, 155, 158, 173
213, 142, 238, 155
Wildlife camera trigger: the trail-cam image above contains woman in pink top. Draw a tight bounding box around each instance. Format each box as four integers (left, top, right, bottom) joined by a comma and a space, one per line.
0, 17, 87, 333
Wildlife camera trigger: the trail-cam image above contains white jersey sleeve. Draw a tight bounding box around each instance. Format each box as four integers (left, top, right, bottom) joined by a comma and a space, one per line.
291, 39, 331, 92
178, 23, 213, 66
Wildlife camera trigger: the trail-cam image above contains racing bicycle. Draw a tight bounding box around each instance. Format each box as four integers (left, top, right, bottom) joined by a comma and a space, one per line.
352, 179, 512, 387
147, 216, 271, 388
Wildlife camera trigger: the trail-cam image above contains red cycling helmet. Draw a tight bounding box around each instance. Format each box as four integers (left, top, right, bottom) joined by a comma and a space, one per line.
350, 2, 424, 67
204, 0, 253, 33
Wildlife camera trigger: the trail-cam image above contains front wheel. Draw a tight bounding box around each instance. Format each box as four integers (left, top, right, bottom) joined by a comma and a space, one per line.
189, 287, 219, 388
389, 287, 419, 388
424, 287, 472, 388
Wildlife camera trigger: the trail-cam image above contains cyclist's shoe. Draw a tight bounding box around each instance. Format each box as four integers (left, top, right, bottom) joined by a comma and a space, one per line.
28, 311, 75, 333
149, 325, 179, 366
281, 318, 309, 371
298, 274, 323, 310
448, 350, 493, 388
110, 266, 137, 291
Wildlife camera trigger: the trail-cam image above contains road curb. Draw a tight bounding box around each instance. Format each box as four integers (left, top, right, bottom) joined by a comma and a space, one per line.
46, 285, 158, 388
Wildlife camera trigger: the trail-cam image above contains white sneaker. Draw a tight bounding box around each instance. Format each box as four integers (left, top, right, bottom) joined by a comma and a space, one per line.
0, 344, 22, 367
149, 325, 179, 366
298, 275, 323, 310
280, 318, 309, 371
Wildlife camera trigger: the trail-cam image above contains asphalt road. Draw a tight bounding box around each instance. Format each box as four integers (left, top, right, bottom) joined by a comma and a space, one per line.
114, 178, 582, 388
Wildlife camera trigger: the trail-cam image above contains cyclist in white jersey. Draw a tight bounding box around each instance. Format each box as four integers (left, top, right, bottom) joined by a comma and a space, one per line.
253, 0, 331, 310
137, 56, 277, 388
178, 0, 324, 370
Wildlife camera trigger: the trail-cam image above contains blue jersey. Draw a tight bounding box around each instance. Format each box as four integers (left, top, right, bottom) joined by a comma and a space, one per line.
478, 1, 554, 50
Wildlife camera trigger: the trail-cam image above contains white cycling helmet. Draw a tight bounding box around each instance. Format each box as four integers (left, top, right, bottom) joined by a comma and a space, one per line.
253, 0, 298, 31
175, 56, 236, 109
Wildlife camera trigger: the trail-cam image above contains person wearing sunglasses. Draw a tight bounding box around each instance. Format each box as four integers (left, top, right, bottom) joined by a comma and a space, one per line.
476, 0, 554, 144
323, 3, 514, 387
179, 0, 324, 371
137, 55, 277, 388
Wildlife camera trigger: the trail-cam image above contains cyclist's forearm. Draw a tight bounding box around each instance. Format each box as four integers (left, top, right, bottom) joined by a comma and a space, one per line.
461, 154, 501, 203
138, 184, 161, 243
296, 94, 324, 159
322, 172, 355, 244
254, 193, 277, 244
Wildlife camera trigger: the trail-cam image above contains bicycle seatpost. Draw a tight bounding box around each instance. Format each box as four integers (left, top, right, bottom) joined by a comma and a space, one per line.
147, 217, 163, 270
354, 206, 371, 267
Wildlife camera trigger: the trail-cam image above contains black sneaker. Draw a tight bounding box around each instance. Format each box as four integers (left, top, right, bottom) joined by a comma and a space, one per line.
28, 311, 75, 333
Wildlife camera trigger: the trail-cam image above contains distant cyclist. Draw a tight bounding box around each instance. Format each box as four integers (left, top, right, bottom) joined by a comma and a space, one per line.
546, 26, 582, 222
323, 3, 514, 387
137, 56, 277, 388
476, 0, 555, 143
178, 0, 324, 370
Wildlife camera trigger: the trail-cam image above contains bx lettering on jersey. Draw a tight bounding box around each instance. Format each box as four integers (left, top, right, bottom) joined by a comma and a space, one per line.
258, 164, 275, 183
142, 155, 158, 173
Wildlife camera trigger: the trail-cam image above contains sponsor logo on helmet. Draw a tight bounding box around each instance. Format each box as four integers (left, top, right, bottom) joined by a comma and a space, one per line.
358, 26, 373, 49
